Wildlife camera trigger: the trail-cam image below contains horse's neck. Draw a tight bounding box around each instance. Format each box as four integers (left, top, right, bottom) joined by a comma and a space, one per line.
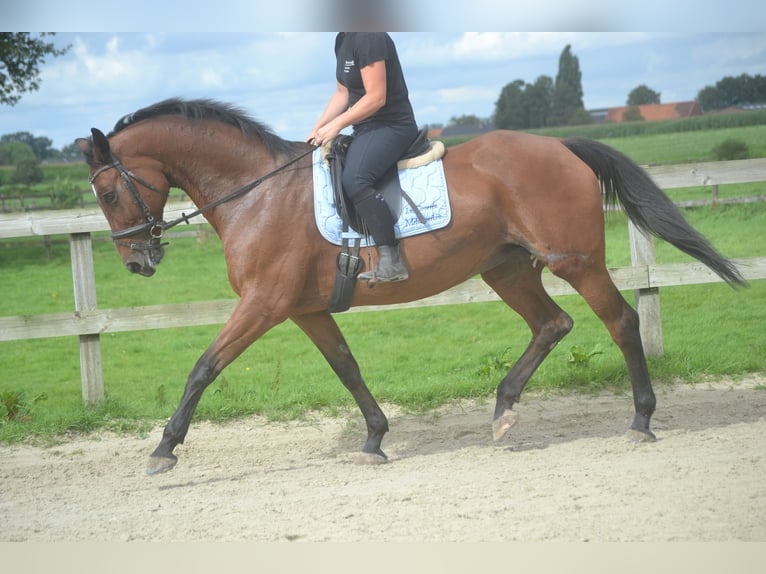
120, 122, 286, 234
150, 130, 276, 212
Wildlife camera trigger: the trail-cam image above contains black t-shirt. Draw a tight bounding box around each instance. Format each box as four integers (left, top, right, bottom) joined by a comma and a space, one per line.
335, 32, 416, 128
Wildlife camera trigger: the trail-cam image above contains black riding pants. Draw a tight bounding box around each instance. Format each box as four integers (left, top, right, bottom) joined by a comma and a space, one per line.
342, 121, 418, 245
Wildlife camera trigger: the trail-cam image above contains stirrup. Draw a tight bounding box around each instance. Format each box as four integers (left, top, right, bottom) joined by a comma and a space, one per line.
358, 269, 408, 283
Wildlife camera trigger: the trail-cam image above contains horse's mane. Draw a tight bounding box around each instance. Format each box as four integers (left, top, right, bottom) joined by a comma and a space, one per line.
110, 97, 302, 157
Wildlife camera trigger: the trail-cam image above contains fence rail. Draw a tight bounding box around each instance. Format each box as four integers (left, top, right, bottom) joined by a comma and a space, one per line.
1, 159, 765, 404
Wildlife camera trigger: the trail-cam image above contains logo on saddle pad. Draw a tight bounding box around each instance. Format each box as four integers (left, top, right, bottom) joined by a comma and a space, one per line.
312, 142, 451, 247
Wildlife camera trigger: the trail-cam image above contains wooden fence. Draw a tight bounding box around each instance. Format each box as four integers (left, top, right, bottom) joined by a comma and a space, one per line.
1, 159, 765, 404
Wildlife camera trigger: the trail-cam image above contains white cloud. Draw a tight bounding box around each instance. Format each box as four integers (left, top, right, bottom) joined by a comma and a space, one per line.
66, 35, 153, 85
200, 69, 224, 88
450, 33, 560, 60
436, 86, 498, 104
691, 32, 766, 66
452, 32, 515, 59
399, 32, 656, 71
105, 36, 120, 53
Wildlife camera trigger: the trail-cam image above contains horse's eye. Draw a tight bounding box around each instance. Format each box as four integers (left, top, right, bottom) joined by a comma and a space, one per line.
101, 190, 118, 205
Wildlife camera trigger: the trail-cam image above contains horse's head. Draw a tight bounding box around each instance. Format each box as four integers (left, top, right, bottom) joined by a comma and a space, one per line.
77, 128, 170, 277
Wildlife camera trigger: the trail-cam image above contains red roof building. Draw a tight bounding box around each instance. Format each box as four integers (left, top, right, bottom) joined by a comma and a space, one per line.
605, 101, 702, 123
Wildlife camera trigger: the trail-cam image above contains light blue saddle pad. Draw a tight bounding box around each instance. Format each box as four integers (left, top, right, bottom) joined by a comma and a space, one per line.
312, 147, 451, 247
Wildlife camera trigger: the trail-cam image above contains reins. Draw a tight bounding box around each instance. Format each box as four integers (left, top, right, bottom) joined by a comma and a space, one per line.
93, 145, 316, 251
162, 145, 316, 233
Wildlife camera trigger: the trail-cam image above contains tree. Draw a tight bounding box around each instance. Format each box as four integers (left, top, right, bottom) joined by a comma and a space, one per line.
492, 45, 592, 131
50, 176, 85, 208
0, 33, 70, 106
627, 84, 661, 106
716, 74, 762, 106
0, 141, 37, 165
696, 73, 766, 111
696, 85, 726, 111
11, 157, 44, 185
448, 114, 484, 127
622, 106, 645, 122
1, 131, 54, 160
60, 141, 87, 162
549, 45, 586, 126
493, 75, 554, 130
0, 140, 43, 185
524, 75, 554, 128
494, 79, 527, 129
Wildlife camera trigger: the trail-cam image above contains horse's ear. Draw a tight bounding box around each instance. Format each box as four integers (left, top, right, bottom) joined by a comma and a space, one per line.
90, 128, 112, 165
75, 137, 93, 164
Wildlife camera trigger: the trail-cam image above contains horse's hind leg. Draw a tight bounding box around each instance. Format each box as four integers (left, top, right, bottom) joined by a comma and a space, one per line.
481, 254, 574, 441
292, 311, 389, 464
551, 259, 657, 442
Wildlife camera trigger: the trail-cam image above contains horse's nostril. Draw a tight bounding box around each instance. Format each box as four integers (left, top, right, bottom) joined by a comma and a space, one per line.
126, 262, 142, 274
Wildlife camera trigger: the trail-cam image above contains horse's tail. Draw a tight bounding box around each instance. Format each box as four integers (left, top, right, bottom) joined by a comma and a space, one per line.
562, 137, 746, 287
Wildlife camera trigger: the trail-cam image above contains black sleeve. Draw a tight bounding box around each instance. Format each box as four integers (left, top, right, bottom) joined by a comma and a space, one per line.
354, 33, 390, 69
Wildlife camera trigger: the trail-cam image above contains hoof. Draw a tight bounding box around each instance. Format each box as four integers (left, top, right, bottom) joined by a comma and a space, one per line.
145, 454, 178, 475
492, 409, 519, 442
354, 451, 389, 465
627, 428, 657, 443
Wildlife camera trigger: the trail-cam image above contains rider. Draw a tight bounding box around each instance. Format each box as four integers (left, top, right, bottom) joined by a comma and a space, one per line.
307, 32, 418, 283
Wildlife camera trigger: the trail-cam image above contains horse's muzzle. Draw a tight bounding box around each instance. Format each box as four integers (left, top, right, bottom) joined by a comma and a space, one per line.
125, 246, 164, 277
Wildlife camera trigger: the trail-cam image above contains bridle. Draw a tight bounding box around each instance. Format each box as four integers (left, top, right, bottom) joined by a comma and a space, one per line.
89, 145, 316, 253
89, 159, 169, 253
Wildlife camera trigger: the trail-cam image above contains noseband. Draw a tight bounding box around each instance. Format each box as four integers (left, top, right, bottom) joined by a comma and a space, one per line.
89, 146, 316, 254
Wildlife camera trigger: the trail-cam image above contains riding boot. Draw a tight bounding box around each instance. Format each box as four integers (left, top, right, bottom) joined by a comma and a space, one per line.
353, 193, 409, 283
359, 244, 409, 283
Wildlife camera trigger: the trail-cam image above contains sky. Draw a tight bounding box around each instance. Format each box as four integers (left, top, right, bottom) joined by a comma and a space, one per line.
2, 3, 765, 151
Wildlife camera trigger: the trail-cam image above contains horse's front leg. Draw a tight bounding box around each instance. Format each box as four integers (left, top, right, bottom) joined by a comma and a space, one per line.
292, 311, 389, 464
146, 298, 284, 475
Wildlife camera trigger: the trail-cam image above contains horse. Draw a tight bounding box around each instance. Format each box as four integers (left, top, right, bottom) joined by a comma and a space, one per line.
77, 98, 744, 475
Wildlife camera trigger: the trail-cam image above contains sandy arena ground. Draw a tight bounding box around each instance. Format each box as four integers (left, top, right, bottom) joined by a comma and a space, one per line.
1, 375, 764, 542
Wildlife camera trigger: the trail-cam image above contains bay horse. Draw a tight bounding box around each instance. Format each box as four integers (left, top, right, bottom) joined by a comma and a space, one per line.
77, 98, 744, 475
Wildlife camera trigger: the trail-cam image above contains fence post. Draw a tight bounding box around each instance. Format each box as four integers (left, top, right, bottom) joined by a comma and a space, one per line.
69, 232, 105, 404
628, 221, 664, 357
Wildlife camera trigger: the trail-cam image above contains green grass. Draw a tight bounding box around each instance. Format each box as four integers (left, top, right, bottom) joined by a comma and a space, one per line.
602, 202, 766, 266
1, 126, 765, 443
1, 202, 764, 443
0, 162, 189, 212
660, 182, 765, 203
3, 279, 764, 444
600, 125, 766, 165
438, 114, 766, 166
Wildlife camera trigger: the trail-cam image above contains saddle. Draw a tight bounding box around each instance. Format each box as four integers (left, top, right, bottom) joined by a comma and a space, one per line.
324, 127, 442, 233
325, 127, 445, 313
